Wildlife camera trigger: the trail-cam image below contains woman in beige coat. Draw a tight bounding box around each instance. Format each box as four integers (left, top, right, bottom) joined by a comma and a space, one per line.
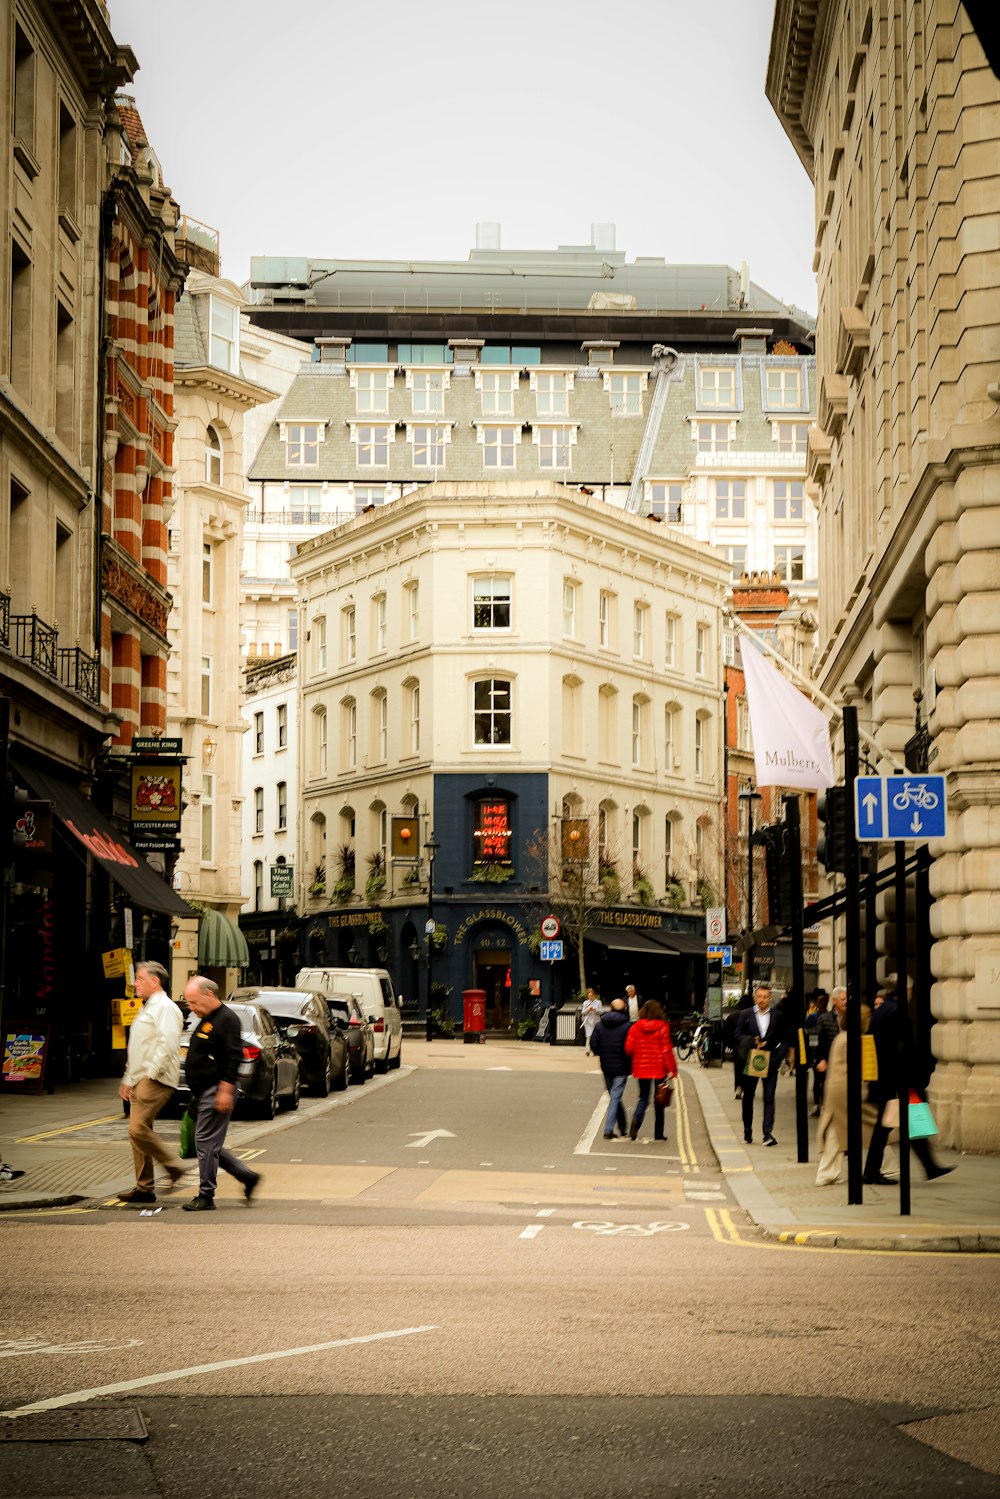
815, 991, 876, 1185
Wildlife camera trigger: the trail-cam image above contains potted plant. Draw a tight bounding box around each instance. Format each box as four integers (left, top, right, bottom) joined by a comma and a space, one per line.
632, 865, 654, 906
365, 850, 386, 902
308, 864, 327, 898
332, 844, 356, 903
599, 860, 621, 904
696, 877, 717, 911
665, 877, 687, 911
470, 862, 514, 884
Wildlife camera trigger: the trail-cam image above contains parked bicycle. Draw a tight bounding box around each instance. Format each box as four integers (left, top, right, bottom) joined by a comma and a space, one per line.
673, 1012, 704, 1062
693, 1016, 714, 1068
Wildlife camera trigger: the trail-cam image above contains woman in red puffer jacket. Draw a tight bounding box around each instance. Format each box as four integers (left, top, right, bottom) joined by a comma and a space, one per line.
624, 999, 678, 1141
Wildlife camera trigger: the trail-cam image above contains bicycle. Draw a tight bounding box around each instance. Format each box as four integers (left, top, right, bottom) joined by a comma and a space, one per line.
694, 1018, 714, 1068
673, 1012, 702, 1062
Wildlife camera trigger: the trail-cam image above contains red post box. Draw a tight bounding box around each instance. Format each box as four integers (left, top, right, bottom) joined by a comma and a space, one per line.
462, 989, 486, 1044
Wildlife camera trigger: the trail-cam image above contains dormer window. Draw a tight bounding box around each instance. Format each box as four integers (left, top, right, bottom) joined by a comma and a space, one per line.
209, 297, 238, 373
280, 421, 326, 466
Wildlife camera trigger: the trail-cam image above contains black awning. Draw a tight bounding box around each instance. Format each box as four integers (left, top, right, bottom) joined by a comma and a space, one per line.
584, 926, 667, 955
643, 929, 709, 957
12, 759, 193, 918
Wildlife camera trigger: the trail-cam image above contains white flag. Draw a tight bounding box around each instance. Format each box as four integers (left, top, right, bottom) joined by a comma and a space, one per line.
741, 639, 835, 790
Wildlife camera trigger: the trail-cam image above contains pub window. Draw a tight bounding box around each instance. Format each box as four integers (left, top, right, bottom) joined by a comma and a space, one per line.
473, 798, 513, 869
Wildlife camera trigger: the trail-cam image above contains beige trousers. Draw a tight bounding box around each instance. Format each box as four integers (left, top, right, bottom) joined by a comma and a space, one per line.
128, 1077, 182, 1191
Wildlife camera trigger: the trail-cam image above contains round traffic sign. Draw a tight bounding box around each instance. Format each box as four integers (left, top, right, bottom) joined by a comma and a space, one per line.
540, 915, 561, 939
707, 914, 724, 942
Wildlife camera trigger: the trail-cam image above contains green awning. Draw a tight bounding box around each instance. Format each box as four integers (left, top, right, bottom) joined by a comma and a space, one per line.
198, 908, 250, 968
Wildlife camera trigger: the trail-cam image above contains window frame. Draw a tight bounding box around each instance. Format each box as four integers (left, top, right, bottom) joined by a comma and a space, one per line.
698, 365, 737, 410
205, 425, 222, 485
562, 579, 578, 639
773, 480, 805, 521
201, 773, 215, 864
285, 422, 322, 466
479, 370, 516, 417
352, 368, 392, 416
472, 575, 512, 632
277, 702, 288, 749
209, 296, 238, 373
355, 423, 391, 467
473, 677, 512, 747
276, 780, 288, 830
765, 365, 803, 409
253, 710, 264, 756
480, 424, 517, 469
714, 478, 747, 521
254, 785, 264, 835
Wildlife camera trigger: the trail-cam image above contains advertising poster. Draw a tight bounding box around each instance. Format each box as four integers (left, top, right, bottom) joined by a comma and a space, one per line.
2, 1030, 51, 1092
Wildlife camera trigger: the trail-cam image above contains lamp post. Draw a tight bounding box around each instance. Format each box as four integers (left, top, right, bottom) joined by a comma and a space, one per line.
738, 786, 762, 995
424, 833, 439, 1043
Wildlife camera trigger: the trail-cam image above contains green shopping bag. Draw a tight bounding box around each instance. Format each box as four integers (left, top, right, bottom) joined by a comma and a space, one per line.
908, 1092, 938, 1140
179, 1107, 197, 1159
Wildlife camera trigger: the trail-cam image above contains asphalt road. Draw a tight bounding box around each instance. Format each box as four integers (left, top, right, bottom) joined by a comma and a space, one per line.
1, 1051, 998, 1497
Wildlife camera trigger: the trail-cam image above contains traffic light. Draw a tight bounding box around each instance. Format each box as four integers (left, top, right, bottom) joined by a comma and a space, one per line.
816, 785, 848, 873
755, 823, 797, 928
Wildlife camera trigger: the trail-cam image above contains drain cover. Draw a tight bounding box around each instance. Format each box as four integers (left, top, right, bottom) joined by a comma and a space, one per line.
0, 1404, 147, 1441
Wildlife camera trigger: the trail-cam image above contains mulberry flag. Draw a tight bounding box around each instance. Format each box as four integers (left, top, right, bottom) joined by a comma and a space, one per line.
741, 638, 835, 791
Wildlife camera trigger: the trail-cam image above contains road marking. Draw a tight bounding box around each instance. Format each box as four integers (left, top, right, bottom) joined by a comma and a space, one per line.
0, 1325, 438, 1420
536, 1208, 555, 1217
15, 1115, 121, 1143
487, 1066, 512, 1071
0, 1337, 143, 1360
519, 1225, 544, 1240
574, 1098, 609, 1155
406, 1130, 456, 1148
573, 1219, 690, 1236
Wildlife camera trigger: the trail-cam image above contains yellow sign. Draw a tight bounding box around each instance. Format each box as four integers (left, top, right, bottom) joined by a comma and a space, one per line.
111, 1023, 127, 1050
113, 997, 141, 1027
102, 948, 127, 979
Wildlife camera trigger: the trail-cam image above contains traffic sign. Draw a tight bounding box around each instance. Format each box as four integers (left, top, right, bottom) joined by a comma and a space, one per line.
705, 907, 726, 943
540, 939, 564, 962
707, 945, 733, 967
540, 915, 561, 939
855, 775, 947, 842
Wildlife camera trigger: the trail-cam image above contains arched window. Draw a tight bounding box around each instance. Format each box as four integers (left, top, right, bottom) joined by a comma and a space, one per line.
205, 424, 222, 485
253, 859, 263, 910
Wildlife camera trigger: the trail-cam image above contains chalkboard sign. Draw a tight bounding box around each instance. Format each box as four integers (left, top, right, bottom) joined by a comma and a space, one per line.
2, 1028, 52, 1094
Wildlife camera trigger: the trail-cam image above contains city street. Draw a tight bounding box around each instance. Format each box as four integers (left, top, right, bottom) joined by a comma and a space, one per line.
1, 1045, 998, 1497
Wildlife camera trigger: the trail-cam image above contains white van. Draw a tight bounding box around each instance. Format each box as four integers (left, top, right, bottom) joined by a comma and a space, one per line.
295, 967, 402, 1072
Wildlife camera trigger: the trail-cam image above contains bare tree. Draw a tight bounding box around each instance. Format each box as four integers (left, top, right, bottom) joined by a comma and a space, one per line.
523, 811, 628, 997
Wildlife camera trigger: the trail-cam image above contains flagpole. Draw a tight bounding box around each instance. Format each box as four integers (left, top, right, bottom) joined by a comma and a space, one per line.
724, 608, 906, 773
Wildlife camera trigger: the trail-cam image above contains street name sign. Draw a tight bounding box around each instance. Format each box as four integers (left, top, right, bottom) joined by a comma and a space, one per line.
855, 774, 947, 842
540, 939, 564, 962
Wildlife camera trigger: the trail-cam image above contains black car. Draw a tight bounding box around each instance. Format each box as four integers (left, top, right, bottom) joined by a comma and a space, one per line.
247, 987, 348, 1095
323, 991, 375, 1085
178, 999, 301, 1118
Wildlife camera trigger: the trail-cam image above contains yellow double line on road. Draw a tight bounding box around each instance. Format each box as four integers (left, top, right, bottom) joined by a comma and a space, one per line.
673, 1072, 696, 1171
15, 1114, 121, 1143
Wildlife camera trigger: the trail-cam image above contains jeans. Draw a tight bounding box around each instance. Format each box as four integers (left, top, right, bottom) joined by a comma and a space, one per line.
603, 1073, 628, 1137
193, 1086, 257, 1199
632, 1078, 667, 1139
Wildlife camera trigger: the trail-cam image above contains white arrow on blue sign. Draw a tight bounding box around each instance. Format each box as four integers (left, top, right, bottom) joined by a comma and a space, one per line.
855, 775, 947, 842
540, 940, 564, 962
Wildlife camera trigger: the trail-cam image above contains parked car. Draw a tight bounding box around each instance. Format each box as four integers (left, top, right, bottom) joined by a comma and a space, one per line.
177, 999, 301, 1118
246, 987, 348, 1095
296, 967, 402, 1073
323, 992, 375, 1085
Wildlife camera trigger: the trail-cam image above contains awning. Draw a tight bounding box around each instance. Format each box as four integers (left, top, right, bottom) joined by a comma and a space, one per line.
12, 759, 192, 918
198, 907, 250, 968
643, 929, 710, 957
584, 926, 668, 955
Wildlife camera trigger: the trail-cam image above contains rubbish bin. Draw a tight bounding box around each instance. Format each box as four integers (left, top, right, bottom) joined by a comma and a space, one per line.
554, 1003, 581, 1045
462, 989, 486, 1044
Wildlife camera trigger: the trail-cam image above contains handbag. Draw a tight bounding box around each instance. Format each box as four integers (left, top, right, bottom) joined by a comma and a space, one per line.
744, 1045, 770, 1078
179, 1106, 197, 1159
861, 1034, 878, 1082
655, 1079, 673, 1108
908, 1092, 938, 1139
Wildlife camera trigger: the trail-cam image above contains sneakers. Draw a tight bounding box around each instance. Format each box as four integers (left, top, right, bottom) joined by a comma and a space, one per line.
0, 1165, 25, 1183
764, 1135, 778, 1147
118, 1187, 156, 1204
244, 1171, 261, 1204
182, 1194, 216, 1212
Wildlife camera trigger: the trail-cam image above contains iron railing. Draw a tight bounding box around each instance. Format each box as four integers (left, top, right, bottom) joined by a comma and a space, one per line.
0, 589, 9, 649
11, 612, 57, 676
57, 645, 100, 704
4, 606, 99, 704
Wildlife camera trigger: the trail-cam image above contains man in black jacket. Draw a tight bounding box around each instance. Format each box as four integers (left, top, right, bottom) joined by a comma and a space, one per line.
181, 976, 262, 1212
733, 984, 788, 1147
590, 997, 632, 1140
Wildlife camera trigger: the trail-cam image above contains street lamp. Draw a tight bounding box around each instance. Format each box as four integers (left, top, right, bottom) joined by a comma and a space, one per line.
738, 785, 762, 995
424, 833, 440, 1043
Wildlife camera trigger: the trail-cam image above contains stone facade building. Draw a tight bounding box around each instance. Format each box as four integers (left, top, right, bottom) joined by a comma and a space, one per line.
768, 1, 1000, 1149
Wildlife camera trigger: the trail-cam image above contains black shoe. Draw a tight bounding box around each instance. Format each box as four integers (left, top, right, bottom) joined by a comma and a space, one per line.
744, 1131, 753, 1144
0, 1166, 26, 1183
863, 1173, 896, 1185
602, 1133, 615, 1140
182, 1194, 216, 1212
629, 1119, 639, 1141
925, 1165, 954, 1182
810, 1106, 821, 1117
734, 1088, 743, 1100
654, 1135, 665, 1142
118, 1187, 156, 1204
244, 1171, 262, 1203
764, 1135, 778, 1147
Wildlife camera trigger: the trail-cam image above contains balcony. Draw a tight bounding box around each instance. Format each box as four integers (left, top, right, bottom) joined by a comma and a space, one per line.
245, 508, 354, 528
4, 603, 100, 704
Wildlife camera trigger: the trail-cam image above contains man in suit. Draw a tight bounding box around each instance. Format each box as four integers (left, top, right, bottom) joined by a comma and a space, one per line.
733, 983, 787, 1147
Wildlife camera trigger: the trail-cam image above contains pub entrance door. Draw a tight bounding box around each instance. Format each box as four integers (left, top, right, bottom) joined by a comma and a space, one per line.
474, 949, 512, 1029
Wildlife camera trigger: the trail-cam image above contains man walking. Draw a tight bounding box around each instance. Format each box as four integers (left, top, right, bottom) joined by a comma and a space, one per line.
181, 975, 261, 1212
590, 997, 632, 1139
733, 984, 787, 1147
624, 984, 640, 1022
118, 961, 186, 1204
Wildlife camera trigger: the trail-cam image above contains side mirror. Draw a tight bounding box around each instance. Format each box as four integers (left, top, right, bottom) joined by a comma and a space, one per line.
284, 1024, 302, 1038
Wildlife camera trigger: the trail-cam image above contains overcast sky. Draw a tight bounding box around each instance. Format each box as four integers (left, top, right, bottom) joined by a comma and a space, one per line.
108, 0, 817, 313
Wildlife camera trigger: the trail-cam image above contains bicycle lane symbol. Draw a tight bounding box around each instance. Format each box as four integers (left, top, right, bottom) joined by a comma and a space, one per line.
573, 1220, 690, 1237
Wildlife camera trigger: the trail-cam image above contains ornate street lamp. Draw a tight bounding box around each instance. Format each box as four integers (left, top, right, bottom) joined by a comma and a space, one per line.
424, 833, 440, 1043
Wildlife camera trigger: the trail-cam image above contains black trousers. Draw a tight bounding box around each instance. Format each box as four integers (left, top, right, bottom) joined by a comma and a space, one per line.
864, 1122, 938, 1180
741, 1067, 779, 1138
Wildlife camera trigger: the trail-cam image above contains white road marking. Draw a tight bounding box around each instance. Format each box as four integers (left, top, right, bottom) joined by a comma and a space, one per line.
574, 1097, 609, 1155
0, 1337, 142, 1360
406, 1129, 456, 1148
685, 1189, 727, 1200
573, 1220, 690, 1237
0, 1325, 438, 1420
519, 1225, 544, 1240
536, 1208, 555, 1217
486, 1066, 512, 1071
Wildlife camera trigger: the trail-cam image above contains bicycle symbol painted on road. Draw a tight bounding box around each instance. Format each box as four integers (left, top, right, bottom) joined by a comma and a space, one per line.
572, 1219, 690, 1237
891, 783, 939, 812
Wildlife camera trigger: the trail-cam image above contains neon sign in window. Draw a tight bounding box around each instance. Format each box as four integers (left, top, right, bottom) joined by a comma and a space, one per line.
474, 799, 513, 865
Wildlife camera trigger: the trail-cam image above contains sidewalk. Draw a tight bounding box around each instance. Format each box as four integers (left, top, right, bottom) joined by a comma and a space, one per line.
686, 1059, 1000, 1253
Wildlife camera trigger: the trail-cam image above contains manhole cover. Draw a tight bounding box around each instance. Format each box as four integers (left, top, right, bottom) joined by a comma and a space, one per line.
0, 1404, 147, 1441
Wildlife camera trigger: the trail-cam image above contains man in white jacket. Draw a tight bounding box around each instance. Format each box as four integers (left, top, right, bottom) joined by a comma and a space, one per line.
118, 961, 186, 1204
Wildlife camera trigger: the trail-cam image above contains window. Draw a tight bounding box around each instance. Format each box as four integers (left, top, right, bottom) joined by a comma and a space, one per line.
372, 691, 387, 761
474, 798, 513, 867
354, 369, 391, 415
202, 542, 213, 604
599, 591, 614, 649
664, 614, 678, 668
14, 26, 37, 159
316, 615, 328, 671
725, 545, 748, 579
562, 675, 582, 754
412, 424, 447, 467
774, 421, 809, 455
481, 345, 540, 365
664, 817, 675, 881
286, 423, 321, 466
649, 483, 683, 522
286, 486, 320, 523
473, 678, 512, 745
201, 774, 215, 863
399, 344, 452, 365
58, 101, 78, 220
766, 366, 802, 408
205, 424, 222, 484
715, 479, 746, 519
632, 812, 643, 871
254, 786, 264, 835
277, 702, 288, 748
344, 699, 357, 768
356, 425, 390, 466
664, 705, 679, 768
406, 581, 419, 640
598, 686, 618, 762
201, 656, 212, 717
632, 697, 648, 767
480, 371, 516, 416
253, 711, 263, 755
696, 625, 709, 676
287, 608, 298, 652
562, 580, 578, 638
537, 426, 573, 469
253, 860, 263, 910
340, 607, 353, 664
608, 373, 643, 416
354, 486, 385, 512
373, 594, 387, 651
774, 545, 805, 582
346, 342, 389, 363
473, 576, 511, 630
315, 706, 328, 773
210, 298, 238, 373
534, 372, 568, 416
10, 243, 32, 397
407, 681, 420, 754
481, 425, 516, 468
598, 806, 610, 869
699, 366, 737, 408
773, 480, 804, 520
737, 695, 750, 750
410, 371, 445, 414
695, 716, 707, 777
694, 420, 733, 453
276, 781, 287, 830
633, 603, 648, 659
55, 304, 74, 446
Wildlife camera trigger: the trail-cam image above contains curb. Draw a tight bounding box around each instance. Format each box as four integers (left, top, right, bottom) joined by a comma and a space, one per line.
0, 1194, 85, 1213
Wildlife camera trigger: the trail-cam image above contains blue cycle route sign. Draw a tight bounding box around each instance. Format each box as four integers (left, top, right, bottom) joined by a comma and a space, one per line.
855, 774, 947, 842
540, 940, 564, 962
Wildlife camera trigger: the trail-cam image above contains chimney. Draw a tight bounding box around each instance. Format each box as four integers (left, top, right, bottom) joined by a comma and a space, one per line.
475, 222, 501, 250
591, 223, 616, 252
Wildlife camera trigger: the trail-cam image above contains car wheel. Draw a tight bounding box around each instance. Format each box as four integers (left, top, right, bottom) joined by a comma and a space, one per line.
375, 1052, 389, 1074
389, 1044, 402, 1070
350, 1053, 366, 1086
284, 1072, 301, 1111
314, 1057, 331, 1097
333, 1051, 348, 1092
260, 1075, 277, 1119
